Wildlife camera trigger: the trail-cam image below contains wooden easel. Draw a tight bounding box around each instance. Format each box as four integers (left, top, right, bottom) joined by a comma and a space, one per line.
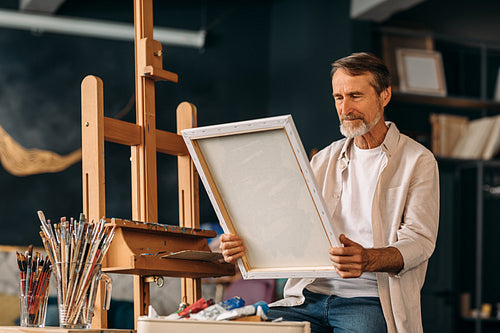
81, 0, 234, 328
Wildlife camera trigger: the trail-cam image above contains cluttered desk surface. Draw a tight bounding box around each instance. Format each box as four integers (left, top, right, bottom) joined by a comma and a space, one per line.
0, 320, 311, 333
0, 327, 133, 333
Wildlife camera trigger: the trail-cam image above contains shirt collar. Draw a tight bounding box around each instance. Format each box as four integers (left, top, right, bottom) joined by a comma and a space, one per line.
338, 121, 400, 161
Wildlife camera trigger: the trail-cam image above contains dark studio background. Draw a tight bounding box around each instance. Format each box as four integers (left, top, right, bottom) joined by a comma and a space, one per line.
1, 0, 500, 331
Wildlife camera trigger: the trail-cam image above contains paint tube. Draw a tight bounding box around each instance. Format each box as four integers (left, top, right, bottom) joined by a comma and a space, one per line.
190, 304, 227, 320
190, 297, 245, 320
216, 301, 269, 321
220, 296, 245, 310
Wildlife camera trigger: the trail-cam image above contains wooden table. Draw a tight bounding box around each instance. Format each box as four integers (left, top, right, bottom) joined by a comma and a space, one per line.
0, 327, 133, 333
0, 321, 312, 333
137, 319, 311, 333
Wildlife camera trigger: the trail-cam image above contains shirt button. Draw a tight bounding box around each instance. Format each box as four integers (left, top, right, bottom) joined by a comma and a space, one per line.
333, 194, 339, 199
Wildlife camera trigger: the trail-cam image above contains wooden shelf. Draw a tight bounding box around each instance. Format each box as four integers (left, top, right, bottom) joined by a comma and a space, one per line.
102, 218, 235, 278
437, 157, 500, 168
462, 316, 500, 323
391, 92, 500, 111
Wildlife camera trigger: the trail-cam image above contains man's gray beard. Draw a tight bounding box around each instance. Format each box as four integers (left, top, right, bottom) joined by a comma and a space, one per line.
340, 109, 382, 138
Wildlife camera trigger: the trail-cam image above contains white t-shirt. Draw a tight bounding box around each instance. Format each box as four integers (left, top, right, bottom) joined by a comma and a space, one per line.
306, 143, 385, 298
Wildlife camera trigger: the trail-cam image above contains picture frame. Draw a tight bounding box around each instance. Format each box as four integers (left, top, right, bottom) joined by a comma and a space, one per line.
380, 31, 434, 91
396, 48, 447, 96
181, 115, 339, 279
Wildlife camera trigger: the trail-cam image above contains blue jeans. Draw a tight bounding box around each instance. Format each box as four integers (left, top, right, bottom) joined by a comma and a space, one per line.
267, 289, 387, 333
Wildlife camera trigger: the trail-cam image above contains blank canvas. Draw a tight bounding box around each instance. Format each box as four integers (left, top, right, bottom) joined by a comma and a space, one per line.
182, 115, 338, 279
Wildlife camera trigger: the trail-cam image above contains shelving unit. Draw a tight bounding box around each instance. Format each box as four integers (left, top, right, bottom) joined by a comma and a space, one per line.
388, 96, 500, 333
377, 27, 500, 333
438, 158, 500, 333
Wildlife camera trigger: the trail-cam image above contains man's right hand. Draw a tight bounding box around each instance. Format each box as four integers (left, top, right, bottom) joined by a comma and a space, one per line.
219, 234, 246, 264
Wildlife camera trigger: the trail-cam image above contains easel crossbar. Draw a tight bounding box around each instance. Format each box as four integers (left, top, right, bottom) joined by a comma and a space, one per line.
103, 116, 187, 155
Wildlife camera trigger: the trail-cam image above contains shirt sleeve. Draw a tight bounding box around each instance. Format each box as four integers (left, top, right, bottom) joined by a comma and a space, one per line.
391, 153, 440, 276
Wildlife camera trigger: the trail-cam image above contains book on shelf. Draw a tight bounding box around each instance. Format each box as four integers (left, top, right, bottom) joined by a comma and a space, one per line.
481, 115, 500, 159
430, 113, 468, 157
430, 113, 500, 160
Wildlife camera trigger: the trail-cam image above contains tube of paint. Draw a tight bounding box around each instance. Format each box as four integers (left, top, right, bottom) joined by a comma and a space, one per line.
189, 297, 245, 320
220, 296, 245, 310
216, 301, 269, 321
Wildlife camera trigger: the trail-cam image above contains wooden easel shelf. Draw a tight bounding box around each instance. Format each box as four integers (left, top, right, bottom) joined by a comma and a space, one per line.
102, 218, 234, 277
105, 217, 217, 237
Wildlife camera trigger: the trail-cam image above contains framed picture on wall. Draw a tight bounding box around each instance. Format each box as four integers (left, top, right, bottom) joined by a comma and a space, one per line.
396, 48, 447, 96
181, 115, 340, 279
380, 31, 434, 91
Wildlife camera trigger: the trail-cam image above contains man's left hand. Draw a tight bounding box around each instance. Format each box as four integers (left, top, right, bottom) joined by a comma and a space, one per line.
329, 234, 368, 278
329, 233, 404, 278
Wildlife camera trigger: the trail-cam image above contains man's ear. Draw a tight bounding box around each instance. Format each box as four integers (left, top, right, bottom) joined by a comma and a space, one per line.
381, 86, 392, 107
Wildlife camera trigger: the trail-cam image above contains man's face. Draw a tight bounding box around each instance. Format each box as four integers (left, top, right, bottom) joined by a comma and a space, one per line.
332, 69, 387, 138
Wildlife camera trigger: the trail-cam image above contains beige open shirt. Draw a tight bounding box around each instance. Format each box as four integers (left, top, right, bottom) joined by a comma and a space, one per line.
269, 122, 440, 333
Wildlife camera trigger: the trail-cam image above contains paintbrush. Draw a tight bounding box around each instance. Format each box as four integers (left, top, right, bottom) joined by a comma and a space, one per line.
37, 210, 54, 243
16, 252, 26, 296
24, 245, 33, 297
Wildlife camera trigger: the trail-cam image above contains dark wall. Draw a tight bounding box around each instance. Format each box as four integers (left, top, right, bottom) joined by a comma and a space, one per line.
268, 0, 350, 152
0, 0, 351, 245
383, 0, 500, 44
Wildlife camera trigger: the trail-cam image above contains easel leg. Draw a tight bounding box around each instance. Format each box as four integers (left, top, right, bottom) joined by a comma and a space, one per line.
181, 278, 202, 305
177, 102, 202, 305
134, 275, 150, 330
82, 75, 107, 328
90, 281, 108, 328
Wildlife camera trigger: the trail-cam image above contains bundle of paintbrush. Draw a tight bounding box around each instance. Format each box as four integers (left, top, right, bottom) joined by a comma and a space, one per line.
37, 211, 115, 328
16, 245, 52, 327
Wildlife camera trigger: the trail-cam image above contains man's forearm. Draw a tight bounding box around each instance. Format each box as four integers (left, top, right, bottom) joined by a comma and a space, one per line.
365, 246, 404, 275
330, 235, 405, 278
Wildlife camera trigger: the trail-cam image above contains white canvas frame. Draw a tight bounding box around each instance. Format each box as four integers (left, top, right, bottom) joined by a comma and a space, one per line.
182, 115, 339, 279
396, 48, 447, 96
